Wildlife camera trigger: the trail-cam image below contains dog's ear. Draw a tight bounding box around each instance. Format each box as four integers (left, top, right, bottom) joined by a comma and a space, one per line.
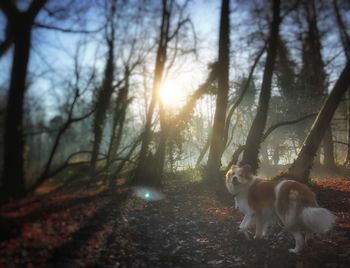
226, 164, 236, 177
225, 166, 234, 180
241, 164, 252, 178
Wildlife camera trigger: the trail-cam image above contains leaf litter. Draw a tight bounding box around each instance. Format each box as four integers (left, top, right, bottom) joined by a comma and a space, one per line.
0, 178, 349, 267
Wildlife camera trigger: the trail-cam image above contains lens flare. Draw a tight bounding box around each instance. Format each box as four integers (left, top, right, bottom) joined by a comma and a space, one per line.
133, 187, 165, 201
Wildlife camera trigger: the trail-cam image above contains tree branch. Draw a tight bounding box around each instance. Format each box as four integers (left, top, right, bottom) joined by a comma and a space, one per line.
334, 140, 348, 146
29, 151, 106, 192
70, 108, 95, 123
224, 43, 267, 145
0, 30, 13, 58
227, 113, 317, 169
333, 0, 350, 60
262, 113, 317, 141
168, 17, 191, 41
280, 0, 301, 20
173, 62, 218, 126
33, 22, 104, 34
27, 0, 49, 21
0, 1, 18, 19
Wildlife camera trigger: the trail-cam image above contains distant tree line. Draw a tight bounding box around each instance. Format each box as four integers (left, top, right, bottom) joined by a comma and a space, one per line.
0, 0, 349, 202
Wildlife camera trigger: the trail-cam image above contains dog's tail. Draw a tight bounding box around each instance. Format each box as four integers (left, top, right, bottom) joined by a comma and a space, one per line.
301, 207, 336, 234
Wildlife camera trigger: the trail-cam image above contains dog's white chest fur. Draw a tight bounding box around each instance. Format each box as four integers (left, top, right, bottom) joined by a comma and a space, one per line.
235, 194, 253, 214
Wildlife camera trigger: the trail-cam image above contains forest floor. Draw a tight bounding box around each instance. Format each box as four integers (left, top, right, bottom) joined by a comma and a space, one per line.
0, 176, 350, 267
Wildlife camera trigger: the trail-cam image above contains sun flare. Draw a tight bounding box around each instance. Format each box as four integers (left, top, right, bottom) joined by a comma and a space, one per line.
159, 79, 183, 107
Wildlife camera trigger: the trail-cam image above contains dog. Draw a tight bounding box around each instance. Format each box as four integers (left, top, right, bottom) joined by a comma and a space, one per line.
225, 164, 336, 253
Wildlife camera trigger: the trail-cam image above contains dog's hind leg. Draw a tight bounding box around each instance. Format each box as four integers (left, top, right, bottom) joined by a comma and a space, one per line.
260, 211, 274, 238
289, 232, 304, 253
254, 215, 264, 239
305, 232, 313, 246
261, 220, 270, 237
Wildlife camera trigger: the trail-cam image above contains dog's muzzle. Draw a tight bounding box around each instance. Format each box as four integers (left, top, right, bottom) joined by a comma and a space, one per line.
231, 175, 239, 185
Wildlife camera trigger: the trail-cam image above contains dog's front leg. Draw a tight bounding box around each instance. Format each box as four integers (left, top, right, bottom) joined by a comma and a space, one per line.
240, 214, 253, 240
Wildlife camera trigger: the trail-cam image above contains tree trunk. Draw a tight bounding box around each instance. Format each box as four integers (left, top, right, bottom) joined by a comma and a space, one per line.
196, 132, 211, 167
90, 38, 115, 175
346, 90, 350, 164
133, 0, 170, 186
261, 143, 270, 165
240, 0, 281, 174
39, 122, 70, 183
228, 113, 316, 170
153, 113, 168, 185
272, 145, 280, 165
153, 8, 172, 185
90, 1, 116, 175
285, 61, 350, 181
225, 115, 241, 150
107, 68, 130, 169
1, 18, 31, 198
0, 0, 48, 202
228, 145, 246, 167
223, 44, 266, 148
323, 126, 336, 169
205, 0, 230, 180
333, 0, 350, 60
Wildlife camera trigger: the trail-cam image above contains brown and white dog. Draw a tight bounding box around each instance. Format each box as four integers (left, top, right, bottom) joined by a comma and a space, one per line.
225, 164, 336, 253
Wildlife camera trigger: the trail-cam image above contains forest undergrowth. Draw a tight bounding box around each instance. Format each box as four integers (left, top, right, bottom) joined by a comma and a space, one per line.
0, 175, 349, 267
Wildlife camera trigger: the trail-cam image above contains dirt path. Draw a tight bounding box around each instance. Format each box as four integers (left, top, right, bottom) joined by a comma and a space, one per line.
106, 180, 350, 268
0, 179, 350, 267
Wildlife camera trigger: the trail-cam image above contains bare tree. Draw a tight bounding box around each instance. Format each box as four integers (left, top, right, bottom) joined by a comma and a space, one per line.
300, 0, 335, 169
204, 0, 230, 180
134, 0, 194, 185
106, 67, 132, 172
333, 0, 350, 165
196, 44, 266, 167
323, 126, 335, 169
280, 61, 350, 182
0, 0, 48, 200
90, 0, 117, 175
240, 0, 281, 174
333, 0, 350, 60
133, 0, 172, 186
152, 0, 196, 185
31, 48, 96, 191
228, 113, 316, 167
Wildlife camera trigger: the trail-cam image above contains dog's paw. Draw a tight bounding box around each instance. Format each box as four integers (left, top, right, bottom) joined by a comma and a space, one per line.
288, 248, 300, 254
253, 234, 263, 240
239, 229, 250, 240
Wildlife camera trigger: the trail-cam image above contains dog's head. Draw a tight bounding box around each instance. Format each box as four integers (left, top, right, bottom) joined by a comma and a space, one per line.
225, 164, 253, 196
